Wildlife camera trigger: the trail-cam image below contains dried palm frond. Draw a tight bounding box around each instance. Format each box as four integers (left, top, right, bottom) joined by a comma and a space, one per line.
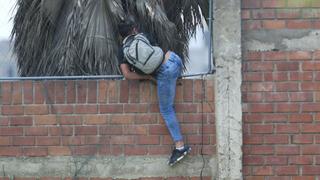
12, 0, 208, 76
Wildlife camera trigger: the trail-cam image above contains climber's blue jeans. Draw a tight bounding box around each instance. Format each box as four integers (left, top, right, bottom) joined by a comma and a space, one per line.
155, 51, 183, 142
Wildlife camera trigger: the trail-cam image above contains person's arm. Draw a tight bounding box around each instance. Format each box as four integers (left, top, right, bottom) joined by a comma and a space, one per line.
120, 63, 156, 82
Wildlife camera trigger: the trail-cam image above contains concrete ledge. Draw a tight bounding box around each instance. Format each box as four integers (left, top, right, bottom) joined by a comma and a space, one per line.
0, 156, 217, 179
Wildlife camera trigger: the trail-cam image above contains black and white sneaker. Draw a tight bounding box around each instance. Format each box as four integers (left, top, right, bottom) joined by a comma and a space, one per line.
168, 146, 191, 166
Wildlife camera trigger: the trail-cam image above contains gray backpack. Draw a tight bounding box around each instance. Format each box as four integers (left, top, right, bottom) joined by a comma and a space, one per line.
123, 33, 164, 74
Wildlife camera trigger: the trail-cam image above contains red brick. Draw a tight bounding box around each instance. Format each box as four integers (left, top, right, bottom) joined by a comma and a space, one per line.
264, 135, 289, 144
34, 115, 57, 125
243, 92, 263, 102
40, 177, 62, 180
277, 9, 302, 19
303, 62, 320, 71
10, 116, 33, 126
302, 166, 320, 175
302, 124, 320, 133
290, 92, 313, 102
288, 0, 312, 7
34, 82, 45, 104
252, 166, 273, 175
264, 92, 288, 102
265, 156, 288, 165
59, 115, 82, 125
149, 125, 169, 135
62, 136, 83, 145
292, 177, 316, 180
276, 62, 299, 71
0, 137, 10, 146
242, 0, 261, 8
276, 103, 299, 112
1, 105, 24, 115
87, 81, 97, 103
123, 125, 147, 135
252, 9, 276, 19
301, 82, 320, 91
83, 115, 108, 125
110, 115, 134, 124
1, 82, 12, 104
0, 147, 22, 156
261, 0, 286, 8
77, 81, 88, 103
248, 82, 274, 92
289, 156, 313, 165
120, 81, 129, 103
55, 81, 65, 104
243, 135, 264, 145
289, 51, 312, 60
75, 126, 97, 135
251, 124, 274, 134
243, 155, 264, 165
123, 104, 148, 113
48, 146, 71, 156
25, 127, 48, 136
187, 135, 210, 145
107, 80, 119, 103
11, 82, 22, 104
71, 145, 99, 155
100, 125, 123, 135
251, 146, 274, 155
22, 81, 33, 104
275, 166, 298, 175
290, 72, 313, 81
248, 62, 274, 71
37, 137, 60, 146
13, 136, 35, 146
287, 20, 312, 29
264, 72, 288, 81
243, 20, 262, 30
24, 147, 48, 157
293, 135, 313, 144
243, 72, 263, 82
49, 127, 73, 137
24, 105, 49, 115
276, 124, 300, 133
134, 114, 158, 124
110, 136, 135, 145
250, 103, 274, 113
0, 127, 23, 136
100, 104, 123, 114
51, 105, 73, 114
276, 82, 299, 92
129, 80, 140, 103
276, 146, 300, 155
137, 136, 160, 145
302, 145, 320, 155
183, 80, 193, 102
244, 52, 263, 61
175, 104, 198, 113
139, 81, 152, 103
263, 20, 286, 29
66, 81, 76, 103
74, 105, 98, 114
245, 177, 264, 180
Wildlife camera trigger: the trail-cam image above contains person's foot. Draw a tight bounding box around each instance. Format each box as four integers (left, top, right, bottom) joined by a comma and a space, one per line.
168, 146, 191, 166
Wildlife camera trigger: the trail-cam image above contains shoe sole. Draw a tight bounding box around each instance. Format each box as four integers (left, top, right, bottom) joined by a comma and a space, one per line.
168, 148, 191, 166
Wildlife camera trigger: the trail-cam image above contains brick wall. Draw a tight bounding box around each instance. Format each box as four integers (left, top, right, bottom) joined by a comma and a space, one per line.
0, 79, 215, 179
242, 0, 320, 30
242, 0, 320, 179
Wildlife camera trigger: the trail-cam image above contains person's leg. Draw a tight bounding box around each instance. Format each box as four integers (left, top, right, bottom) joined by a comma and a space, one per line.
156, 51, 184, 147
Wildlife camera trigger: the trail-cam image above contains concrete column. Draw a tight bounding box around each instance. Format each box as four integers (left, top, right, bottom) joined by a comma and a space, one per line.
213, 0, 243, 179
